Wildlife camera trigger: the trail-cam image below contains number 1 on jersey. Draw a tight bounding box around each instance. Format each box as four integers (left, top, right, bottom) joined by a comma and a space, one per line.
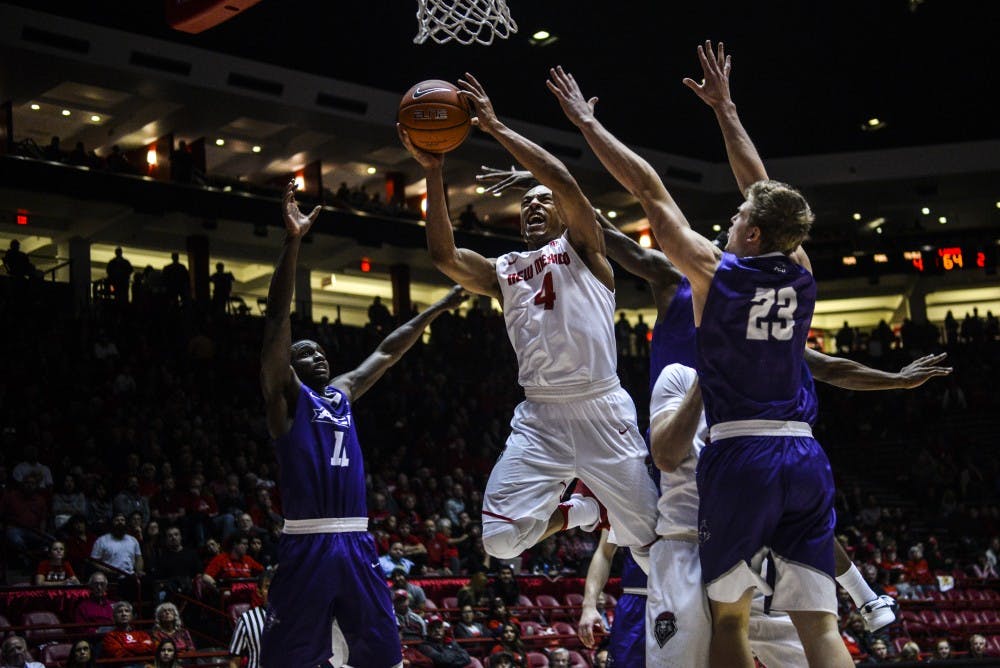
533, 272, 557, 310
330, 431, 350, 467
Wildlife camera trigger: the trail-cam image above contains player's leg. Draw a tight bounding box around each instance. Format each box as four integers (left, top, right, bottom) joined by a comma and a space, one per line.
696, 437, 783, 667
333, 533, 404, 668
785, 611, 853, 668
481, 401, 577, 559
574, 389, 658, 571
832, 539, 896, 630
768, 437, 852, 668
261, 535, 345, 668
708, 591, 755, 668
645, 539, 710, 668
748, 597, 807, 668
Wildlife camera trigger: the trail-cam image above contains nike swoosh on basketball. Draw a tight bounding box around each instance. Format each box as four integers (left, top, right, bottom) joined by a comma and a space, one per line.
617, 426, 629, 434
413, 86, 451, 98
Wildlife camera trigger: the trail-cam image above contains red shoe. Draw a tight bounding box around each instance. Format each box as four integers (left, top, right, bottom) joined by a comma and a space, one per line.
569, 480, 609, 532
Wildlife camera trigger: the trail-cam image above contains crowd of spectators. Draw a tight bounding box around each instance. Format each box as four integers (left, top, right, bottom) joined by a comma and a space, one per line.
1, 272, 999, 664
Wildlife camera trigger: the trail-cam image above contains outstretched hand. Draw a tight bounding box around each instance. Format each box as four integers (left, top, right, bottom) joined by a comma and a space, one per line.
897, 352, 953, 388
683, 40, 732, 109
282, 180, 321, 238
476, 165, 537, 194
397, 124, 444, 170
546, 66, 598, 128
457, 73, 502, 134
577, 607, 603, 648
439, 285, 469, 310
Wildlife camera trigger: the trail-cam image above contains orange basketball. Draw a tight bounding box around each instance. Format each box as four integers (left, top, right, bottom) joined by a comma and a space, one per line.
398, 79, 472, 153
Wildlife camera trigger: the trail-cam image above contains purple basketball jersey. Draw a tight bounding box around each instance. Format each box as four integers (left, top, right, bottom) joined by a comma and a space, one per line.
649, 277, 697, 391
274, 383, 367, 520
696, 253, 817, 426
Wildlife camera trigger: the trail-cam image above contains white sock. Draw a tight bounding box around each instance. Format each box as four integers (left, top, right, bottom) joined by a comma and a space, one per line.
837, 563, 878, 608
561, 496, 599, 530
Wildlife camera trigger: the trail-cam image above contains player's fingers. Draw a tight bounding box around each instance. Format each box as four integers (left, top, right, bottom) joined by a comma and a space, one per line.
588, 97, 598, 112
308, 205, 322, 222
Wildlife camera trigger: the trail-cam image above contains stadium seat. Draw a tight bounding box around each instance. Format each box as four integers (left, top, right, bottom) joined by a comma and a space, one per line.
550, 621, 576, 636
535, 595, 567, 622
939, 609, 963, 631
980, 609, 1000, 633
987, 635, 1000, 656
227, 603, 251, 625
567, 650, 589, 667
520, 620, 546, 636
564, 593, 584, 609
42, 642, 73, 665
517, 595, 535, 609
526, 651, 550, 667
423, 598, 438, 611
966, 588, 990, 608
960, 609, 983, 630
464, 658, 484, 668
443, 596, 459, 610
22, 611, 66, 645
903, 620, 929, 638
0, 614, 11, 638
919, 609, 945, 630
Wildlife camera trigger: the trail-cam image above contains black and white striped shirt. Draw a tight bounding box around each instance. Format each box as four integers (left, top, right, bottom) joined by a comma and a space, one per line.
230, 606, 267, 668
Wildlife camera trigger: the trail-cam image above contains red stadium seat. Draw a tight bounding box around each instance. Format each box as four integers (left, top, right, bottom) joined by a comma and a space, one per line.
919, 610, 945, 630
567, 650, 589, 667
22, 611, 66, 645
42, 642, 73, 665
520, 620, 546, 637
564, 593, 584, 609
0, 614, 11, 637
939, 609, 962, 631
899, 610, 921, 624
903, 620, 929, 638
960, 609, 983, 627
526, 651, 550, 667
227, 603, 251, 625
443, 597, 459, 610
423, 598, 438, 611
550, 621, 576, 636
535, 595, 568, 622
966, 588, 990, 608
518, 595, 536, 609
987, 635, 1000, 656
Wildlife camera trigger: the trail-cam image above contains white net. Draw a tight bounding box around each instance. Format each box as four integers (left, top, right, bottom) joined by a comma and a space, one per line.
414, 0, 518, 45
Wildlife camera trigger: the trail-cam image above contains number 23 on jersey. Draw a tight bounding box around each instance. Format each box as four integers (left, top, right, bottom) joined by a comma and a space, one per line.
746, 287, 797, 341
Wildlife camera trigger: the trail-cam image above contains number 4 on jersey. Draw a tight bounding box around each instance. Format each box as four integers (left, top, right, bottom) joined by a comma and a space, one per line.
533, 272, 557, 310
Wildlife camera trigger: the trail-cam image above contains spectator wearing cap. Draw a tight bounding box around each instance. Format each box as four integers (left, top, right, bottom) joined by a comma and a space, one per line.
391, 568, 426, 611
416, 616, 470, 667
393, 588, 427, 641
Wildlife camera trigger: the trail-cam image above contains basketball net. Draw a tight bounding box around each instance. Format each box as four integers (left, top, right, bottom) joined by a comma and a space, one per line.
414, 0, 518, 45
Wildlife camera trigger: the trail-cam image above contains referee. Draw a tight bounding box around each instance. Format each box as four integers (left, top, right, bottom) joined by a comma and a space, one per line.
229, 568, 274, 668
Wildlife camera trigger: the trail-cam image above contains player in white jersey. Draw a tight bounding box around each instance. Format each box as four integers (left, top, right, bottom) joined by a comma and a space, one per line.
399, 72, 658, 571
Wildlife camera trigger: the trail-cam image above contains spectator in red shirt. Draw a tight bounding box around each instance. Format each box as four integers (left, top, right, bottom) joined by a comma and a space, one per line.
419, 518, 458, 575
201, 535, 263, 589
34, 540, 80, 585
484, 597, 520, 636
904, 543, 934, 586
101, 600, 155, 660
74, 571, 114, 634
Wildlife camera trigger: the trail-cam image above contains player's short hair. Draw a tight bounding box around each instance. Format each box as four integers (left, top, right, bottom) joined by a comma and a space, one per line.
745, 180, 814, 254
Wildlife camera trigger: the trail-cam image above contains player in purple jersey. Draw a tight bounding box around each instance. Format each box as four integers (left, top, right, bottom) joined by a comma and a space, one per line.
548, 42, 865, 666
259, 181, 465, 668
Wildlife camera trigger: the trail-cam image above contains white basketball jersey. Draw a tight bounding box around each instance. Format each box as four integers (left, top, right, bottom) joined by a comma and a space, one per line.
649, 363, 706, 537
496, 234, 617, 392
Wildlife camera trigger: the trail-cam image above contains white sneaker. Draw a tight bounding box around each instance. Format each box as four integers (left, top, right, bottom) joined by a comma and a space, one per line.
860, 594, 898, 631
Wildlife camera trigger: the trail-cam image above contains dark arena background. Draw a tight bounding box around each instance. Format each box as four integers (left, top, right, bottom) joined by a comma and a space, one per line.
1, 1, 999, 666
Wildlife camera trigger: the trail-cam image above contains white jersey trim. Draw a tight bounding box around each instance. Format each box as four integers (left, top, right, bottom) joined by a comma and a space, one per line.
709, 419, 812, 442
283, 517, 368, 534
523, 375, 620, 402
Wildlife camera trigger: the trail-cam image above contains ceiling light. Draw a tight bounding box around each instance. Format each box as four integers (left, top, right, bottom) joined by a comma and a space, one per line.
638, 232, 652, 248
29, 104, 40, 111
90, 114, 101, 122
146, 148, 157, 166
921, 207, 930, 215
252, 145, 261, 153
532, 30, 550, 40
938, 216, 947, 224
61, 109, 70, 116
366, 166, 377, 175
876, 227, 883, 234
475, 186, 486, 194
215, 138, 225, 146
607, 211, 617, 219
294, 175, 305, 191
995, 201, 1000, 209
867, 118, 881, 127
595, 208, 602, 214
712, 224, 722, 232
492, 191, 502, 197
852, 212, 862, 221
860, 117, 886, 132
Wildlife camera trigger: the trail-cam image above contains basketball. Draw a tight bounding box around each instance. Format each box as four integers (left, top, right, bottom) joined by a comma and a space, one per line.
398, 79, 472, 153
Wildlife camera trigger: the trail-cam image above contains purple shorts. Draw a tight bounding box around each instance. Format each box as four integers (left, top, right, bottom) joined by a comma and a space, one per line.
609, 592, 646, 666
261, 531, 401, 667
696, 435, 835, 604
